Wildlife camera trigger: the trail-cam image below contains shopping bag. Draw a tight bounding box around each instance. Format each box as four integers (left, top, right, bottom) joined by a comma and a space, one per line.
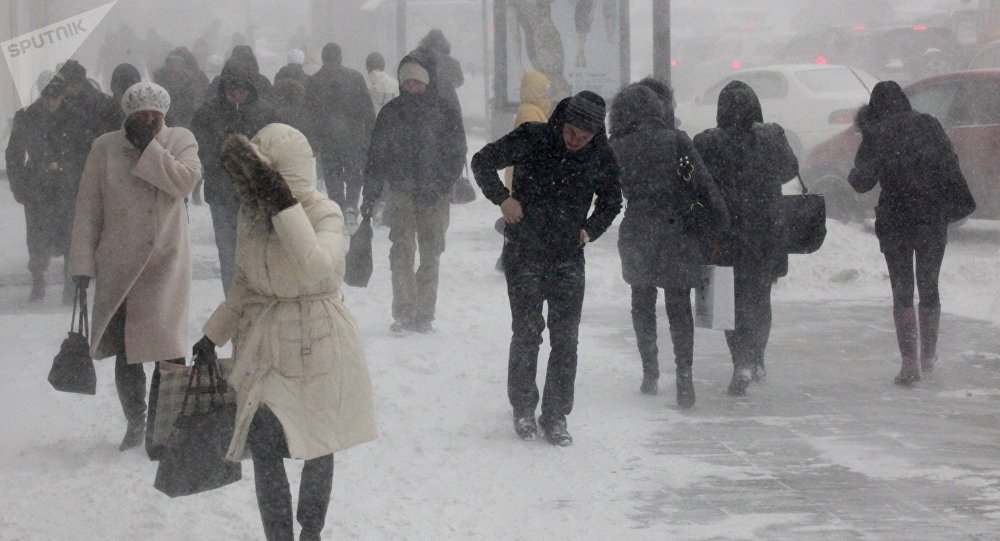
146, 358, 235, 461
154, 354, 241, 497
344, 217, 373, 288
48, 285, 96, 395
694, 265, 735, 330
775, 177, 827, 254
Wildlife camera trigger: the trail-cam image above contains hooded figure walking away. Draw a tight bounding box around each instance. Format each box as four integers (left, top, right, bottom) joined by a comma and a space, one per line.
693, 81, 798, 396
192, 58, 279, 294
196, 124, 376, 541
609, 83, 729, 406
360, 50, 467, 333
848, 81, 975, 386
69, 82, 202, 450
472, 91, 622, 446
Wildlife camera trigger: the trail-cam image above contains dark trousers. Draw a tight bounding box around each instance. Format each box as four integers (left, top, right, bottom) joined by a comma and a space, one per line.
724, 264, 773, 369
504, 248, 585, 426
209, 200, 241, 295
248, 406, 334, 541
24, 201, 71, 275
883, 242, 946, 310
320, 151, 363, 211
630, 286, 694, 379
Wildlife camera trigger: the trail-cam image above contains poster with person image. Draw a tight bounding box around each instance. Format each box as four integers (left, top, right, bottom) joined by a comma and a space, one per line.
499, 0, 628, 107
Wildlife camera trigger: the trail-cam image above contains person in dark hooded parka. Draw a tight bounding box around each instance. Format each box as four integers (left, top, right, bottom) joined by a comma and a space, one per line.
305, 42, 377, 226
693, 81, 798, 396
360, 49, 467, 334
192, 58, 279, 294
848, 81, 974, 386
417, 29, 464, 115
207, 45, 273, 104
609, 83, 729, 407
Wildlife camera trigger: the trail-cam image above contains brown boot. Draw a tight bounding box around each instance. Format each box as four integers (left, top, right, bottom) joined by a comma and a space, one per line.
919, 305, 940, 374
893, 306, 920, 386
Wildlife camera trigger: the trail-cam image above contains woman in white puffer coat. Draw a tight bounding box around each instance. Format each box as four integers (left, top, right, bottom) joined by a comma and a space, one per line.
194, 123, 376, 541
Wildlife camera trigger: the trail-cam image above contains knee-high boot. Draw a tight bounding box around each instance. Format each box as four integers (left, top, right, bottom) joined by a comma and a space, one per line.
114, 354, 147, 450
631, 286, 659, 395
666, 291, 695, 408
893, 306, 920, 386
918, 305, 940, 373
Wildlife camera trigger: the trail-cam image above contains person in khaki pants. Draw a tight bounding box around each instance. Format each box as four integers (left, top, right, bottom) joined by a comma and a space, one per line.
361, 49, 466, 333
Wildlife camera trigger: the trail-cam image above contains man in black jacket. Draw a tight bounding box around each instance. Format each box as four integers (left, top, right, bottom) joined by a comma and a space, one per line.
306, 42, 377, 229
191, 60, 279, 294
5, 74, 90, 302
361, 50, 467, 334
472, 91, 622, 446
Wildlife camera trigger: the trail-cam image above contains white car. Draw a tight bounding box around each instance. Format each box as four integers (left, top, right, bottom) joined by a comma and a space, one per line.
674, 64, 880, 158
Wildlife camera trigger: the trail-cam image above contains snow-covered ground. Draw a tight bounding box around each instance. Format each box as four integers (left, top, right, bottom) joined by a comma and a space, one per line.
1, 146, 999, 539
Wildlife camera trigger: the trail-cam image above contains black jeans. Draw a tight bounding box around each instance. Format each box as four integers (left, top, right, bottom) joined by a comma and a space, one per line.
248, 406, 334, 541
883, 242, 946, 310
724, 263, 773, 369
320, 150, 363, 211
504, 247, 585, 426
630, 286, 694, 378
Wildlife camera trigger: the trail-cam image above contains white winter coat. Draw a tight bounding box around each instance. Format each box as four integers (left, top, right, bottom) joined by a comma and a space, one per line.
69, 127, 201, 362
202, 124, 377, 461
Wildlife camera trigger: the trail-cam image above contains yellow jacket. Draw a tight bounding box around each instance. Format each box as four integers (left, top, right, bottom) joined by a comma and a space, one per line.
505, 71, 550, 190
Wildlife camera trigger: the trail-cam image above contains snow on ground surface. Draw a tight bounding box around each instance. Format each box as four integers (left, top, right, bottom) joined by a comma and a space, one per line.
1, 140, 1000, 539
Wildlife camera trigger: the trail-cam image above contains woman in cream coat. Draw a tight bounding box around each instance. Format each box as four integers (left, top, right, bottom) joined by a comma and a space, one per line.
195, 123, 376, 541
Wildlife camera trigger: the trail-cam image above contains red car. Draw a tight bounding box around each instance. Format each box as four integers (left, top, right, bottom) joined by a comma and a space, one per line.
803, 69, 1000, 221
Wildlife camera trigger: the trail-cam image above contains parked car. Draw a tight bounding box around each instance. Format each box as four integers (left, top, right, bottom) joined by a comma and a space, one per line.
675, 64, 879, 159
780, 25, 966, 85
803, 70, 1000, 221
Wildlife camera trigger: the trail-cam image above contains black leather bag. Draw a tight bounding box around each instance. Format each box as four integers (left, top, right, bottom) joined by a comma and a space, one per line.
154, 354, 241, 497
48, 285, 96, 395
450, 164, 477, 205
344, 217, 373, 288
776, 176, 827, 254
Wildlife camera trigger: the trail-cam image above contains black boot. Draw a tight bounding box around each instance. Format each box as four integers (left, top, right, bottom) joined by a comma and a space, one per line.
631, 286, 659, 395
727, 366, 752, 396
29, 272, 45, 301
894, 306, 920, 386
513, 412, 537, 440
119, 419, 145, 451
676, 366, 695, 409
114, 354, 147, 451
540, 417, 573, 447
919, 305, 941, 374
640, 373, 659, 395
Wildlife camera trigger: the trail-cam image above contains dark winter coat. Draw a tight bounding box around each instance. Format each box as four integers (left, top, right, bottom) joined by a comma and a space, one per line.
5, 99, 90, 207
363, 51, 467, 204
848, 81, 973, 252
191, 61, 279, 205
417, 30, 464, 114
154, 63, 204, 129
206, 46, 273, 104
271, 78, 310, 136
609, 85, 729, 288
472, 98, 623, 262
304, 59, 376, 158
274, 63, 308, 85
693, 81, 798, 278
66, 85, 122, 142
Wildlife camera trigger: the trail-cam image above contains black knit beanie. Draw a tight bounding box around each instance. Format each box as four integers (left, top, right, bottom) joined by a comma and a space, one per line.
565, 90, 606, 133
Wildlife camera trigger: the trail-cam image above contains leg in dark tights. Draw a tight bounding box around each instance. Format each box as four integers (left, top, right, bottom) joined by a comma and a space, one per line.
298, 454, 334, 541
725, 264, 772, 394
664, 287, 696, 407
630, 285, 659, 379
885, 242, 946, 377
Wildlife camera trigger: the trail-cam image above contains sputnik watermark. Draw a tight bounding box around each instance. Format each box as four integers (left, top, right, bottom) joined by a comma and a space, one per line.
2, 2, 117, 108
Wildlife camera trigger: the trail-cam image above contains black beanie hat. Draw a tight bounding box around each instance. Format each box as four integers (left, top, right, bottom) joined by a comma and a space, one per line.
58, 59, 87, 83
565, 90, 606, 133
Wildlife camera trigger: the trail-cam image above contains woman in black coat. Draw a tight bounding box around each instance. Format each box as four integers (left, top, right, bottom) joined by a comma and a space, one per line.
609, 83, 729, 407
693, 81, 798, 396
848, 81, 974, 386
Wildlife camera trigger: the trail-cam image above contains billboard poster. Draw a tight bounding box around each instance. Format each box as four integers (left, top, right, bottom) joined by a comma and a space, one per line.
496, 0, 629, 108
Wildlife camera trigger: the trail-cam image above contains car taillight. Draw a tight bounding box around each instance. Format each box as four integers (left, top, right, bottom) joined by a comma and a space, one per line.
852, 24, 866, 31
731, 59, 742, 70
815, 56, 828, 64
913, 25, 929, 31
671, 58, 678, 68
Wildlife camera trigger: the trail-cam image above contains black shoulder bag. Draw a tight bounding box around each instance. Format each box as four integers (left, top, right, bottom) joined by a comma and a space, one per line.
48, 285, 96, 395
775, 173, 827, 254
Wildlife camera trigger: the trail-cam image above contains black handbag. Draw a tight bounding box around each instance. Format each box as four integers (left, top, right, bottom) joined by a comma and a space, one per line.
48, 285, 96, 395
776, 175, 827, 254
344, 217, 374, 288
154, 353, 241, 497
450, 164, 477, 205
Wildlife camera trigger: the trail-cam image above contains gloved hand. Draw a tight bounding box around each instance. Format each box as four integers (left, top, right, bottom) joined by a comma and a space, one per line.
124, 117, 157, 151
72, 275, 91, 289
192, 335, 217, 364
257, 167, 297, 216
